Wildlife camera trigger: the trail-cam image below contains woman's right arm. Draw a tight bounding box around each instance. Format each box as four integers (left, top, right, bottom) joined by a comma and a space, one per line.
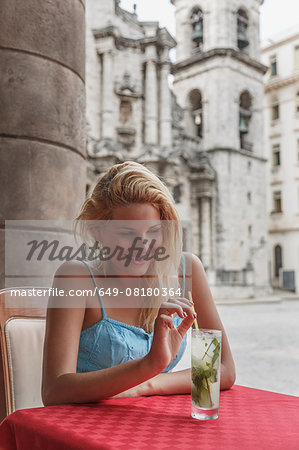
42, 261, 194, 405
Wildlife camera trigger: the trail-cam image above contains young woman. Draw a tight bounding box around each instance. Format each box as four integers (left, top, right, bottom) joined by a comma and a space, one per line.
42, 161, 235, 405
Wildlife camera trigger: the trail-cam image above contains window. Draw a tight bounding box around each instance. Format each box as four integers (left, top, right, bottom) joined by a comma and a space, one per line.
296, 91, 299, 114
189, 89, 203, 137
272, 144, 281, 166
270, 55, 277, 76
237, 9, 249, 50
190, 7, 203, 51
248, 225, 252, 237
274, 245, 282, 278
173, 184, 182, 203
239, 91, 252, 150
271, 98, 280, 121
273, 191, 282, 213
295, 45, 299, 71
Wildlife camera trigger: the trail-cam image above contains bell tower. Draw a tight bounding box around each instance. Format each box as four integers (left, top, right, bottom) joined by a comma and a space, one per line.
172, 0, 269, 296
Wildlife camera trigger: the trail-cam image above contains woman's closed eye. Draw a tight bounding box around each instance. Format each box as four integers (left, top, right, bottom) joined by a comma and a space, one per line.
118, 229, 161, 236
118, 232, 135, 236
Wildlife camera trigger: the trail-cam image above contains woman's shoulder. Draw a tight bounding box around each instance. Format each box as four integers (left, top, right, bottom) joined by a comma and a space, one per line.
54, 259, 92, 279
181, 252, 205, 286
48, 260, 92, 309
182, 252, 203, 269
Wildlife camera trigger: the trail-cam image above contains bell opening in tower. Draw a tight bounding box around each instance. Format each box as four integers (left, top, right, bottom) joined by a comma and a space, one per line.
239, 91, 252, 151
190, 7, 203, 53
189, 89, 203, 138
237, 9, 249, 50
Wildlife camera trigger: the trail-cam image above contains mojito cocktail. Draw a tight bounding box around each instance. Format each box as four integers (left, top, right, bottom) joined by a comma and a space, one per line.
191, 329, 222, 420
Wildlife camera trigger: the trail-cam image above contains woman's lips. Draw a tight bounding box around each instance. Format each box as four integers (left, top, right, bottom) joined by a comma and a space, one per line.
121, 253, 152, 265
131, 257, 149, 266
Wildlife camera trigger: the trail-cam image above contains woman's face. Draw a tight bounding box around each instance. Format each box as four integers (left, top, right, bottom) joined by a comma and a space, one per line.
100, 203, 164, 276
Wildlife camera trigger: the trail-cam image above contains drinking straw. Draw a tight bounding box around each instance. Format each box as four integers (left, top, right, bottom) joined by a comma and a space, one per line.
188, 291, 199, 331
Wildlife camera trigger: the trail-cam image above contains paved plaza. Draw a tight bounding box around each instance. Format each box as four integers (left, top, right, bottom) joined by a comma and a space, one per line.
216, 298, 299, 396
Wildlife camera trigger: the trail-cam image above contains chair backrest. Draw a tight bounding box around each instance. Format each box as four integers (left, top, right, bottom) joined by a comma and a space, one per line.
0, 288, 47, 420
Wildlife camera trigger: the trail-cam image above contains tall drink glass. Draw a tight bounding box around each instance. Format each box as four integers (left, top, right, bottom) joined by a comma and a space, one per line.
191, 328, 222, 420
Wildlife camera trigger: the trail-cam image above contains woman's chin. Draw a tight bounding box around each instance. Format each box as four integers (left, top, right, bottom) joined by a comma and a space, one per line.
115, 260, 151, 276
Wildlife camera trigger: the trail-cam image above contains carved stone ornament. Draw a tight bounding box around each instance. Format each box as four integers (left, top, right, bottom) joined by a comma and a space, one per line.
89, 138, 123, 158
115, 72, 141, 98
136, 146, 182, 171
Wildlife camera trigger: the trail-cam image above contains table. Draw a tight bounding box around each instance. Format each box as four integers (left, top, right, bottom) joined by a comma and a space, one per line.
0, 386, 298, 450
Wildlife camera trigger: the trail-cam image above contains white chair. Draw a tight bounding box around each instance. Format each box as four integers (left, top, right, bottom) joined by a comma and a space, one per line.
0, 288, 47, 420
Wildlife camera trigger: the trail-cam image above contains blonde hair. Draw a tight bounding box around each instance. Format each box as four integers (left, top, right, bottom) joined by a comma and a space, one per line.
74, 161, 182, 333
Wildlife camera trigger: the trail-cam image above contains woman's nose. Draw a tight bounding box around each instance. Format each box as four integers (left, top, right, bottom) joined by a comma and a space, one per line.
139, 235, 150, 249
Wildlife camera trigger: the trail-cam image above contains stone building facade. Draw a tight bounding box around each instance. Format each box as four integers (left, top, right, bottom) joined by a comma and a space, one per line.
262, 28, 299, 293
85, 0, 269, 298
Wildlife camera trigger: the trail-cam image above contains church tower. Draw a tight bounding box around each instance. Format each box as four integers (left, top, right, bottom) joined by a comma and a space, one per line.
171, 0, 269, 296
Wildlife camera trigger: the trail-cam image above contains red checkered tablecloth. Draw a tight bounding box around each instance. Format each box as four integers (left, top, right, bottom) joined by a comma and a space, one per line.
0, 386, 298, 450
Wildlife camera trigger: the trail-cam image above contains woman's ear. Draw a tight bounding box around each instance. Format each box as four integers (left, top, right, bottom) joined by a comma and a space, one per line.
87, 220, 104, 244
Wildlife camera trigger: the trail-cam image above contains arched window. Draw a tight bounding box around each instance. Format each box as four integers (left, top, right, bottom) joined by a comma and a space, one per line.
237, 9, 249, 50
189, 89, 203, 138
239, 91, 252, 150
190, 7, 203, 51
271, 97, 280, 121
274, 245, 282, 278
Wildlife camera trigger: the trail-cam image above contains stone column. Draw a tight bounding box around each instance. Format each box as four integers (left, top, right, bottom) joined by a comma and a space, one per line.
144, 45, 158, 145
0, 0, 86, 219
101, 50, 115, 139
160, 48, 172, 148
189, 194, 200, 261
0, 0, 86, 286
200, 196, 212, 268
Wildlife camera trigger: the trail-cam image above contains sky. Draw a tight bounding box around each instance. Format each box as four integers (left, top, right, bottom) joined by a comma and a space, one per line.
120, 0, 299, 43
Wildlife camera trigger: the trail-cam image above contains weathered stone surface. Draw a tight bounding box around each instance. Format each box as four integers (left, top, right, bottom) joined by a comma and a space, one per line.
0, 50, 85, 155
0, 0, 85, 80
0, 138, 86, 220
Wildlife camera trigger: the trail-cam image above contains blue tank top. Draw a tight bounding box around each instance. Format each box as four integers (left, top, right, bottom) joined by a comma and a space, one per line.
77, 254, 187, 374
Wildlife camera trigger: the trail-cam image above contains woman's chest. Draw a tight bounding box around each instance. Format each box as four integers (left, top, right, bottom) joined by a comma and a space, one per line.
82, 304, 143, 330
78, 320, 152, 370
